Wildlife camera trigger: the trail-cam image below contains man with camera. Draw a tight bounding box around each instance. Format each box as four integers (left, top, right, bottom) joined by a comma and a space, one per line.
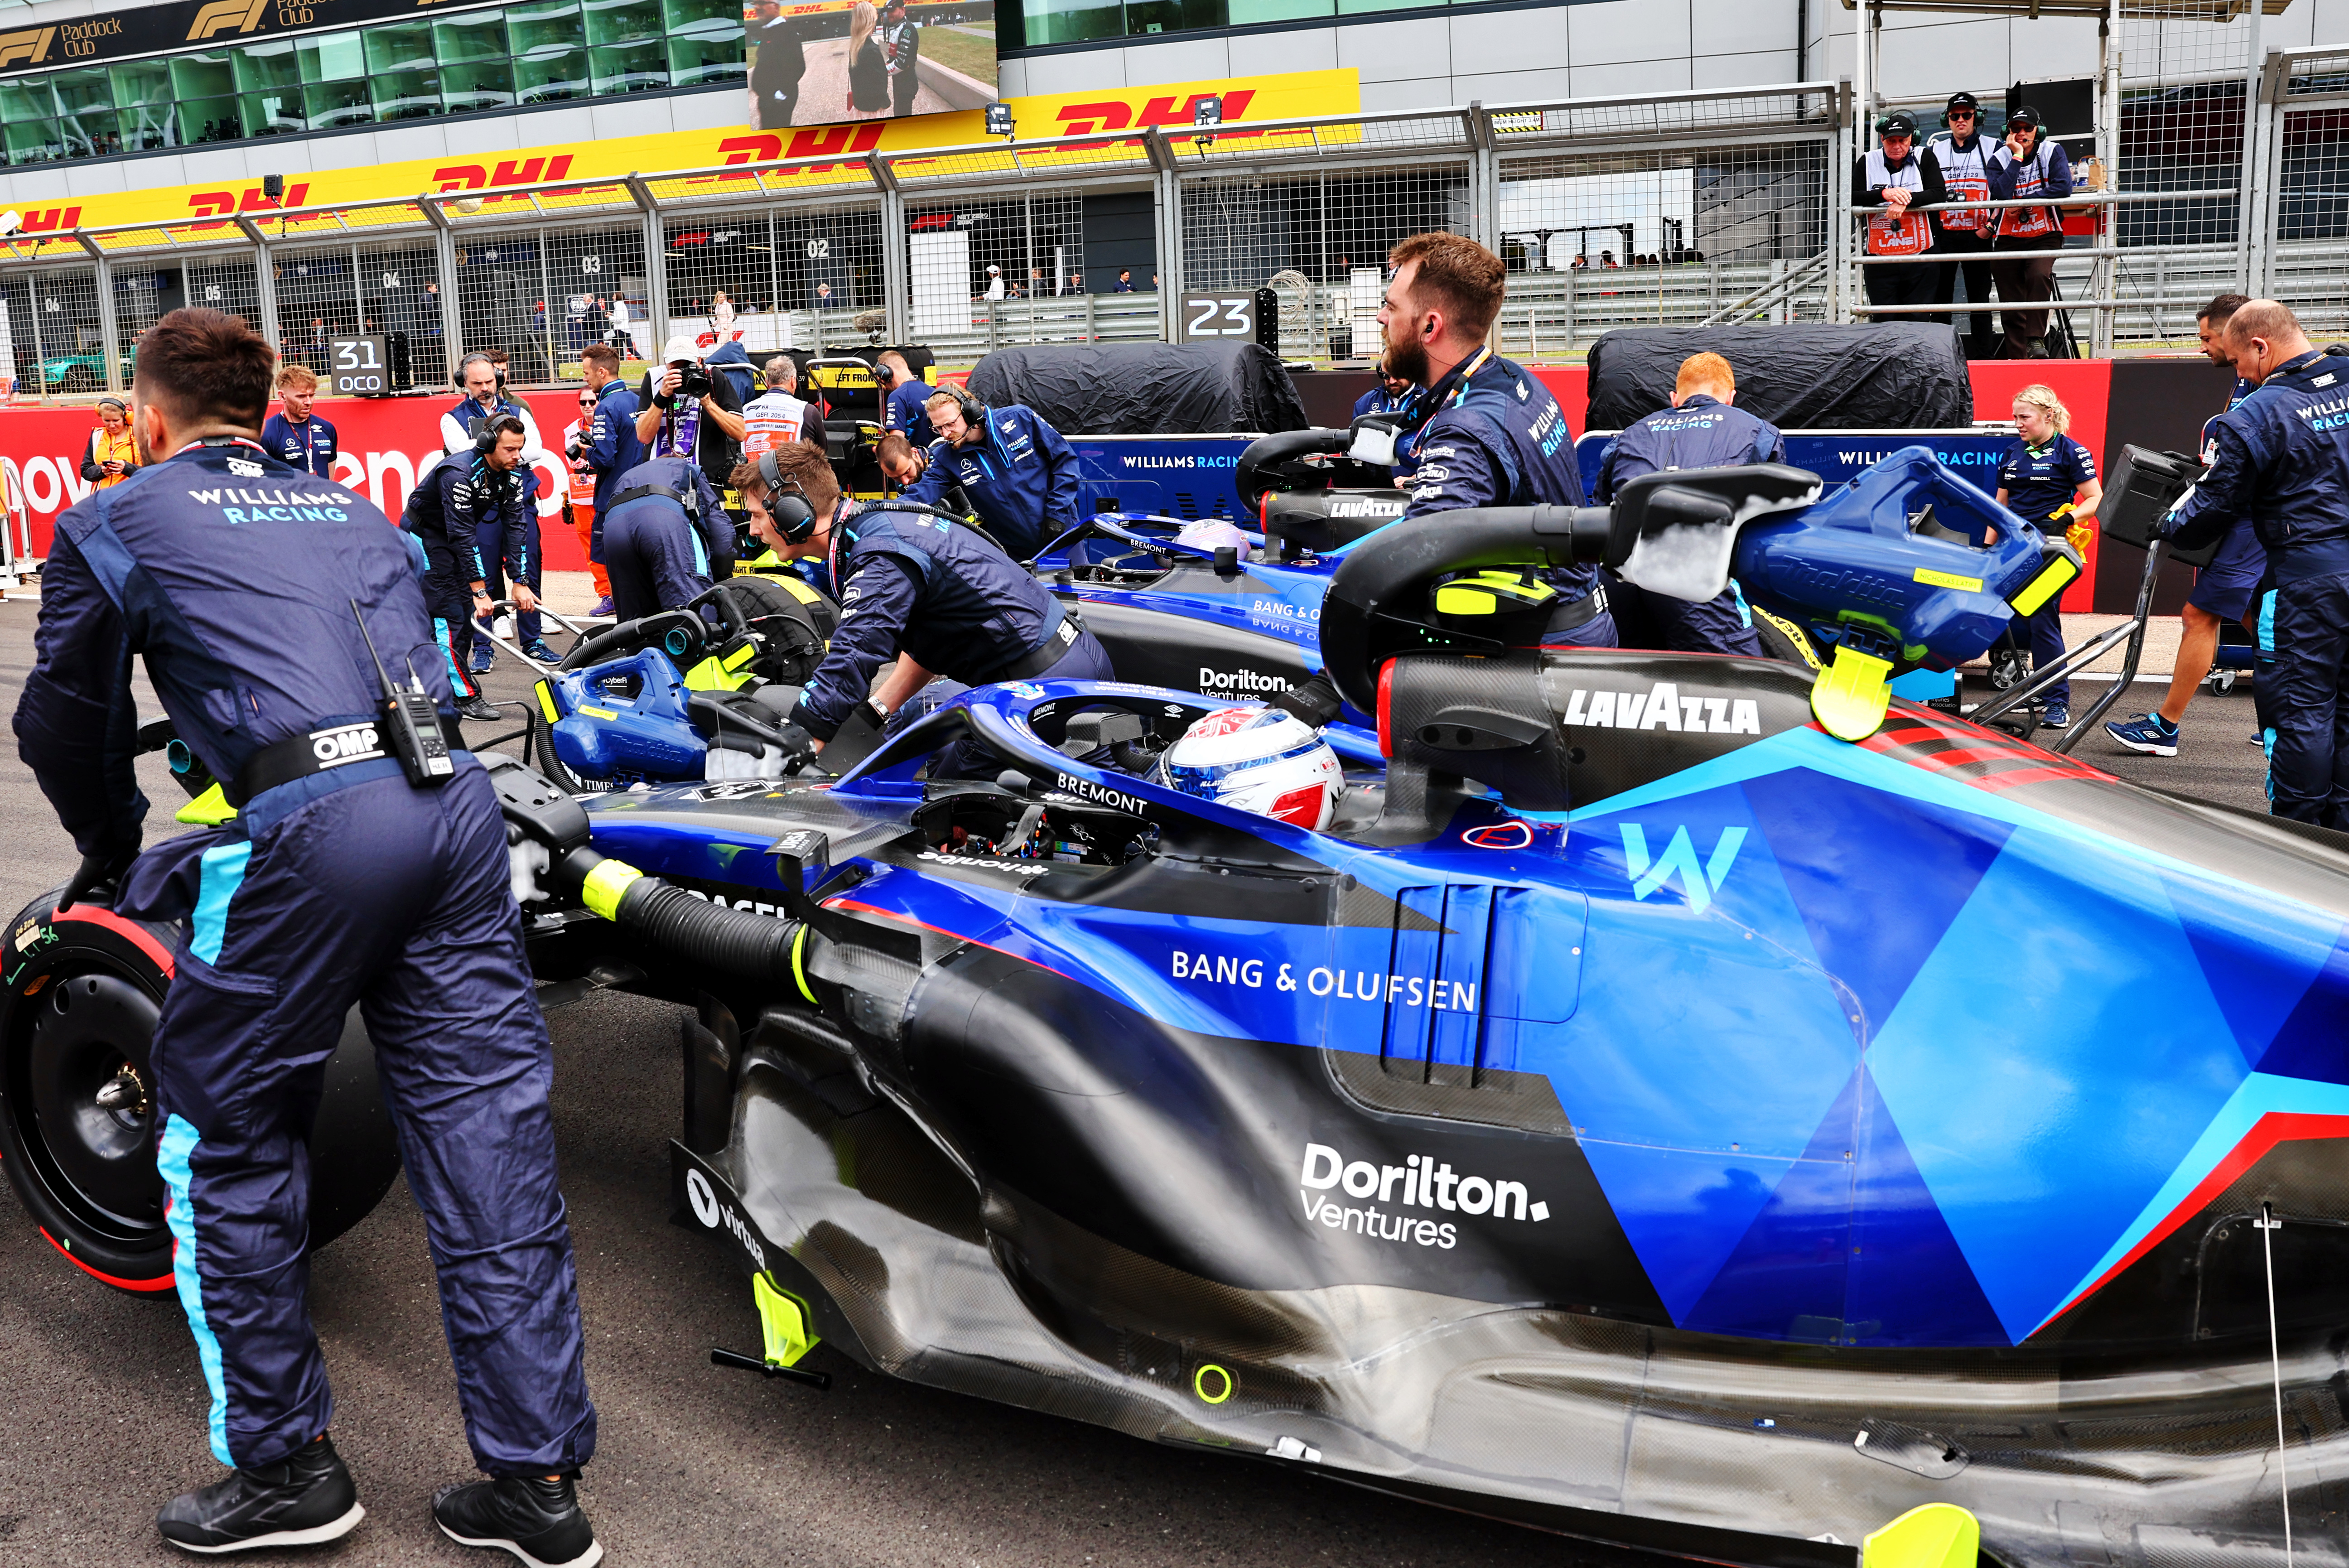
637, 336, 747, 501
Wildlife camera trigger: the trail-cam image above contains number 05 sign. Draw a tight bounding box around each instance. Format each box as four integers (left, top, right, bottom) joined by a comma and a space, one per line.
1181, 292, 1258, 342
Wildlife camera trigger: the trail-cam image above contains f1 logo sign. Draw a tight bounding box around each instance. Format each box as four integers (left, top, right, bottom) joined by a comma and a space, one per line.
1620, 824, 1746, 912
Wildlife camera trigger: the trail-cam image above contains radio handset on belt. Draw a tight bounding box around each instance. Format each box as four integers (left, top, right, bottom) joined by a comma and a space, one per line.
352, 598, 456, 787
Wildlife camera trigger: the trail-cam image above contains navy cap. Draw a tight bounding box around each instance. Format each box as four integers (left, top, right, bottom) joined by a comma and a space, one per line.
2009, 105, 2040, 129
1947, 91, 1979, 112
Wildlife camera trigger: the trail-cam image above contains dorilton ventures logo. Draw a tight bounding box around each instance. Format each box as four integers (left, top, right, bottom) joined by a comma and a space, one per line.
187, 0, 269, 40
0, 27, 55, 67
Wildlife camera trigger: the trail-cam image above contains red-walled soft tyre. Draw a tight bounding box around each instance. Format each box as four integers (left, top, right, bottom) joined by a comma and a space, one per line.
0, 888, 400, 1294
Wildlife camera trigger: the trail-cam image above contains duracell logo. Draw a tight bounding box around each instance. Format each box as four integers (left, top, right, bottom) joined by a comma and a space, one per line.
187, 0, 270, 41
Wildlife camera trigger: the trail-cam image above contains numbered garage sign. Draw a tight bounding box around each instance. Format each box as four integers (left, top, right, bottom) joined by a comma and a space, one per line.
1182, 292, 1258, 341
328, 336, 390, 397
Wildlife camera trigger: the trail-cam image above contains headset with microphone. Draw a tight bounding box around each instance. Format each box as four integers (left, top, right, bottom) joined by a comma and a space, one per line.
755, 449, 818, 543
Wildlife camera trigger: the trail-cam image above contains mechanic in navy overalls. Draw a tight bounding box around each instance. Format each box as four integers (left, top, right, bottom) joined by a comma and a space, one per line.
878, 349, 934, 447
1593, 351, 1780, 656
11, 309, 598, 1560
2166, 300, 2349, 826
440, 353, 552, 665
574, 341, 644, 595
2107, 292, 2267, 758
735, 439, 1111, 776
404, 415, 538, 721
258, 362, 338, 478
597, 454, 734, 621
1994, 383, 2100, 730
898, 384, 1080, 559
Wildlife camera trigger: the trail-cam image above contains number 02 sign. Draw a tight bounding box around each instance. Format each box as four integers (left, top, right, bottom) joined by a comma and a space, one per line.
1181, 293, 1257, 341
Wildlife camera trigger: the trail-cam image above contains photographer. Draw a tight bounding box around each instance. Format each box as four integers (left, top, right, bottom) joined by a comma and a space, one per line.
637, 335, 747, 499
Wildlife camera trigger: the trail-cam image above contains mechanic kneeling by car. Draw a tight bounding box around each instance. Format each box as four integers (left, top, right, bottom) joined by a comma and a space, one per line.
598, 452, 738, 621
738, 438, 1113, 776
11, 308, 601, 1565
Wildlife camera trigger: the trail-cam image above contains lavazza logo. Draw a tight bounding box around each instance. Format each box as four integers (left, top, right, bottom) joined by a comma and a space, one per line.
1199, 666, 1290, 695
1297, 1142, 1550, 1251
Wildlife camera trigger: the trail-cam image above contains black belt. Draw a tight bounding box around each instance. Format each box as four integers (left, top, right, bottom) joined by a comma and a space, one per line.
973, 610, 1085, 685
234, 716, 469, 806
1542, 584, 1608, 637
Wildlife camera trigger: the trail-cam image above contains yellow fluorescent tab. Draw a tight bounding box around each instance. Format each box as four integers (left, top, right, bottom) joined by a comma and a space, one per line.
535, 680, 560, 723
2009, 557, 2079, 617
1434, 586, 1497, 615
580, 859, 643, 922
1912, 567, 1983, 592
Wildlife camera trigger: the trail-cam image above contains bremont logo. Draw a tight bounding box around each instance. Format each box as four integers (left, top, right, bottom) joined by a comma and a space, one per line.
187, 0, 269, 41
0, 27, 55, 67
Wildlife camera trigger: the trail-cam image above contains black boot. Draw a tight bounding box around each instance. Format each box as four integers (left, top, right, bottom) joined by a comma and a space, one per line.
458, 696, 502, 722
157, 1435, 363, 1554
433, 1474, 601, 1568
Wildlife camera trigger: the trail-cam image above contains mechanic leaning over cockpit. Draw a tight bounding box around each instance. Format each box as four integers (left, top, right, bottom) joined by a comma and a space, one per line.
11, 307, 603, 1568
1272, 230, 1608, 727
740, 438, 1112, 776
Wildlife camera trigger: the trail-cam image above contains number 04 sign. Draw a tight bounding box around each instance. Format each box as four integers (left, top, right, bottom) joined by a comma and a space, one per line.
1181, 292, 1257, 341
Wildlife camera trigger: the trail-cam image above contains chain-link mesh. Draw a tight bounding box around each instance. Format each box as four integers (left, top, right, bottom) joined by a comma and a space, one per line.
17, 266, 106, 394
357, 242, 442, 388
188, 256, 267, 336
460, 221, 650, 369
904, 195, 1080, 354
0, 274, 39, 392
272, 247, 364, 373
2267, 50, 2349, 338
2111, 0, 2254, 343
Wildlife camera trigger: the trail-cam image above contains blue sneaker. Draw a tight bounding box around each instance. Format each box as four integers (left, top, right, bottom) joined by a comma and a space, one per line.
469, 647, 495, 674
2040, 704, 2070, 730
590, 596, 614, 618
2104, 711, 2180, 756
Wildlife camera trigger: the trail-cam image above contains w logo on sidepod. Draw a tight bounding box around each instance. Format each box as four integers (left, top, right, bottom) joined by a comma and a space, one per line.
1620, 824, 1746, 912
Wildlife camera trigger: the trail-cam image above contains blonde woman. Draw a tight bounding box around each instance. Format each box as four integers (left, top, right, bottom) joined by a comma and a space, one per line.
845, 1, 889, 116
1993, 382, 2102, 729
79, 396, 138, 489
711, 288, 736, 338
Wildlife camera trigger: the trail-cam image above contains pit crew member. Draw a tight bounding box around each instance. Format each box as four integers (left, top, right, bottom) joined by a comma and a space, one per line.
739, 439, 1111, 775
574, 342, 644, 567
2166, 299, 2349, 826
11, 307, 599, 1564
1593, 351, 1782, 656
1994, 383, 2100, 731
2107, 291, 2266, 756
878, 349, 932, 446
258, 363, 338, 478
599, 454, 735, 621
405, 415, 539, 719
560, 386, 615, 616
898, 384, 1080, 559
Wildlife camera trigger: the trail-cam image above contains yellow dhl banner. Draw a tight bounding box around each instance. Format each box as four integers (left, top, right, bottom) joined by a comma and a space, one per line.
9, 69, 1359, 242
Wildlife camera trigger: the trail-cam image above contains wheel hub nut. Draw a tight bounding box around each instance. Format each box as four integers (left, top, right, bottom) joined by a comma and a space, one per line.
94, 1066, 148, 1118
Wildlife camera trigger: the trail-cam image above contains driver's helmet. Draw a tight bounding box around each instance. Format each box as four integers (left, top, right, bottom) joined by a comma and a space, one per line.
1173, 517, 1253, 561
1154, 706, 1343, 830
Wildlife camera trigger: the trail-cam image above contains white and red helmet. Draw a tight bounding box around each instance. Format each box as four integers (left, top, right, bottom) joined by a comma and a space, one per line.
1155, 706, 1344, 830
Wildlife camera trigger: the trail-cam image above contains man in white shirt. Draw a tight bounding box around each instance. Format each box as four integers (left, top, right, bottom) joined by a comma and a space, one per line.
606, 295, 632, 352
743, 354, 815, 461
983, 264, 1005, 301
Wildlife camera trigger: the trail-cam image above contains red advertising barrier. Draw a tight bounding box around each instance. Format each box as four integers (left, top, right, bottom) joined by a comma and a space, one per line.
2, 391, 593, 572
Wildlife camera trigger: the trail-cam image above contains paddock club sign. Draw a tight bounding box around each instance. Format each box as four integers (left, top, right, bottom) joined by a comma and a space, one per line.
0, 0, 487, 73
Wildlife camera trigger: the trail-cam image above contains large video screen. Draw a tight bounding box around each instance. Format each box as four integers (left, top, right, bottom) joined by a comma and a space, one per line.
745, 0, 998, 129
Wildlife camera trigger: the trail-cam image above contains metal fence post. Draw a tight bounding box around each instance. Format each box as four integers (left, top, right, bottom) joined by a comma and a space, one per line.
2237, 0, 2267, 292
870, 154, 909, 346
2251, 46, 2286, 298
422, 195, 465, 382
626, 174, 668, 355
1465, 101, 1498, 251
1829, 78, 1851, 323
77, 234, 119, 393
236, 214, 281, 354
1146, 127, 1181, 343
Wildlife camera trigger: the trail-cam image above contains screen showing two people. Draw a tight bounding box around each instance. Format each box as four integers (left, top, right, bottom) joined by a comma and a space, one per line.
745, 0, 999, 128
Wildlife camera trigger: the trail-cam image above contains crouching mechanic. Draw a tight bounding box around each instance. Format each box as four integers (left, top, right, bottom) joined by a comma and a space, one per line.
898, 384, 1080, 559
740, 439, 1111, 775
404, 414, 539, 720
2166, 299, 2349, 826
598, 453, 735, 620
11, 308, 599, 1563
1593, 351, 1780, 656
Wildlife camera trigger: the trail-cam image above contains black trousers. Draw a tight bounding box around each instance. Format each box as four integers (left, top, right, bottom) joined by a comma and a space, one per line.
1992, 233, 2059, 354
1931, 228, 1996, 344
1864, 254, 1938, 318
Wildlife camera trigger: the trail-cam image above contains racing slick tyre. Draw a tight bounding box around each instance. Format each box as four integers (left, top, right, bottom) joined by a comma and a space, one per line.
1751, 609, 1817, 671
0, 888, 400, 1295
529, 707, 595, 796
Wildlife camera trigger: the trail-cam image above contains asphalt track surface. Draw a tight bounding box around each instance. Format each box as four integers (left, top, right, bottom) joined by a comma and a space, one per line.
0, 597, 2277, 1565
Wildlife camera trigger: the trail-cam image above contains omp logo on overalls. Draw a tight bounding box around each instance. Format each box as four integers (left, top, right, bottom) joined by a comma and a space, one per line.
1298, 1141, 1551, 1250
683, 1167, 767, 1271
1560, 680, 1762, 734
309, 723, 384, 767
1198, 666, 1290, 694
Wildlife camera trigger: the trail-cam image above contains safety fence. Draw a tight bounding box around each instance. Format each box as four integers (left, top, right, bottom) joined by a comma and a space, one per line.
0, 31, 2342, 400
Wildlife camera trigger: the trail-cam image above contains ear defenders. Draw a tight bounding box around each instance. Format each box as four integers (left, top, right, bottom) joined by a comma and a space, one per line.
474, 413, 523, 457
756, 449, 818, 542
934, 382, 984, 427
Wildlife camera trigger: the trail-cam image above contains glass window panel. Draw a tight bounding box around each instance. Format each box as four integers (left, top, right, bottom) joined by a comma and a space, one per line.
241, 90, 304, 137
1225, 0, 1331, 18
304, 78, 372, 128
110, 61, 175, 150
374, 66, 443, 120
514, 46, 588, 103
49, 65, 110, 115
665, 34, 742, 86
0, 77, 54, 124
1333, 0, 1421, 13
299, 30, 366, 82
442, 58, 516, 112
584, 0, 658, 47
1023, 0, 1123, 45
589, 39, 665, 92
508, 0, 584, 58
170, 50, 236, 101
5, 118, 63, 164
365, 20, 435, 74
434, 10, 512, 64
232, 39, 300, 92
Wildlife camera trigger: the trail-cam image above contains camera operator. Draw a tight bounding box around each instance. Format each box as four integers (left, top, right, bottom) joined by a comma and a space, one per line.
12, 308, 599, 1563
637, 336, 747, 500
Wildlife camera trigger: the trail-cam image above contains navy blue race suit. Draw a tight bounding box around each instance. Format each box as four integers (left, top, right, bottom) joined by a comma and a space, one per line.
2190, 375, 2267, 621
12, 440, 595, 1477
2170, 345, 2349, 823
257, 411, 338, 478
793, 501, 1112, 771
1405, 347, 1616, 648
403, 451, 536, 698
441, 394, 549, 645
884, 379, 935, 448
1998, 432, 2098, 709
580, 378, 646, 564
899, 402, 1080, 560
598, 457, 731, 622
1594, 392, 1784, 655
